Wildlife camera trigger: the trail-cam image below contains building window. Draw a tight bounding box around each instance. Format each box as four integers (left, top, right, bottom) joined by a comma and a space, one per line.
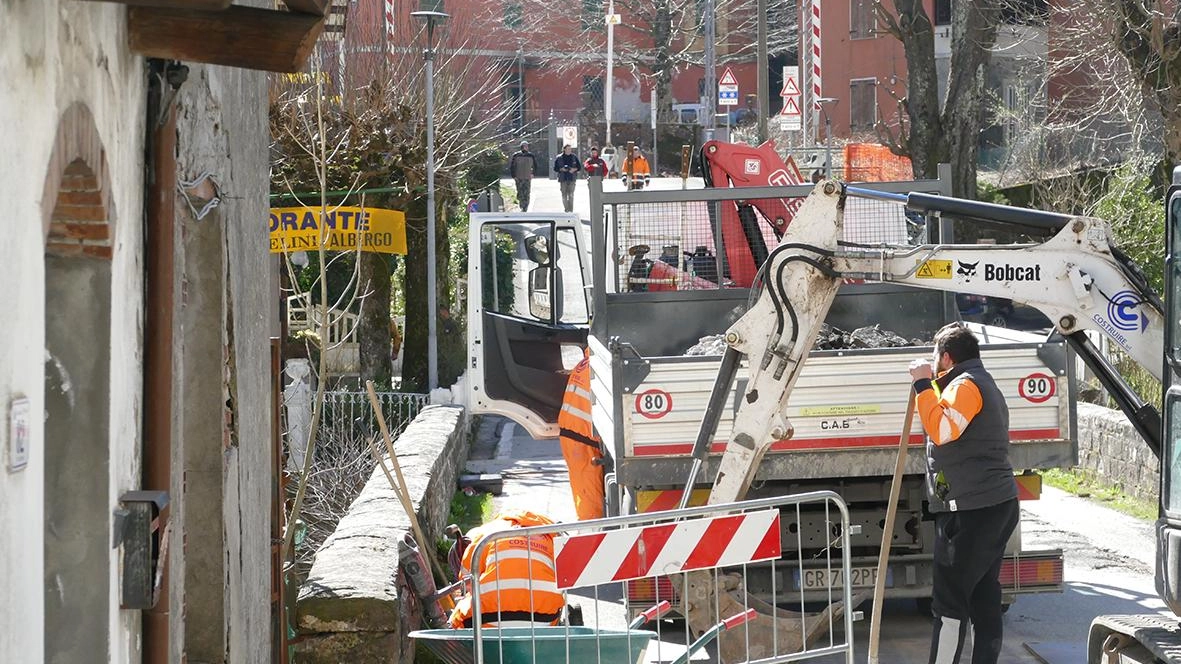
850, 78, 877, 133
851, 0, 876, 39
934, 0, 952, 26
504, 1, 522, 29
582, 76, 604, 111
581, 0, 604, 30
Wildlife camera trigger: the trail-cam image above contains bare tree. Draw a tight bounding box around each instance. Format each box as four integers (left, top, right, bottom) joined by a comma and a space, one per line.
271, 22, 514, 392
874, 0, 1004, 197
498, 0, 795, 122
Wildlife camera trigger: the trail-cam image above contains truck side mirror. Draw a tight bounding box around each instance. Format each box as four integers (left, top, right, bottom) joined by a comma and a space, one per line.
528, 265, 551, 320
525, 233, 550, 266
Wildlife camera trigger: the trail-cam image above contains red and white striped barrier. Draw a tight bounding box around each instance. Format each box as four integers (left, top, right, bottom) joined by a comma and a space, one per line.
385, 0, 397, 58
810, 0, 822, 112
553, 509, 781, 590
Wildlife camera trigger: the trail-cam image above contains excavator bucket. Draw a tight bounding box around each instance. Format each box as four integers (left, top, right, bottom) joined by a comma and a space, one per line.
683, 571, 866, 662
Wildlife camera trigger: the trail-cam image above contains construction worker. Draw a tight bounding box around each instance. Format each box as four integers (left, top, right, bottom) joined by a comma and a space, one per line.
622, 145, 651, 190
908, 323, 1019, 664
558, 349, 606, 519
448, 510, 565, 628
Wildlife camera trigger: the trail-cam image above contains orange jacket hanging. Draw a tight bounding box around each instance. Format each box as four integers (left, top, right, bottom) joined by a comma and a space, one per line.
448, 510, 565, 628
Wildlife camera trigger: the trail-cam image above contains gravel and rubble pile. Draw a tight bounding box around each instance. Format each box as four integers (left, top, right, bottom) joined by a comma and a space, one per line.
817, 324, 919, 350
684, 334, 729, 356
682, 324, 929, 355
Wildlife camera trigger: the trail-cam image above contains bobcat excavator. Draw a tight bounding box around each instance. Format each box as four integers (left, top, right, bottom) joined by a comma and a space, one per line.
685, 175, 1179, 662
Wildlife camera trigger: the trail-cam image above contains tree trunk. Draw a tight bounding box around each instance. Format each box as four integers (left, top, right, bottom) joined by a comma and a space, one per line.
400, 195, 455, 392
942, 0, 1000, 198
885, 0, 999, 194
357, 251, 393, 389
889, 0, 942, 178
401, 197, 428, 392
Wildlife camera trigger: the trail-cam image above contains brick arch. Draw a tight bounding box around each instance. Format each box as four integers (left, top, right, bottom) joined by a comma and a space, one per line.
41, 102, 114, 259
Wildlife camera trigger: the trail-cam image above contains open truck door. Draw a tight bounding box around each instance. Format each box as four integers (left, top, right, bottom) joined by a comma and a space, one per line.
465, 213, 590, 439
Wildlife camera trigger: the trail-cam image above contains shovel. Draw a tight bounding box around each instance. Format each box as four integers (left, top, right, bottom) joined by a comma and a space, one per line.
867, 390, 918, 664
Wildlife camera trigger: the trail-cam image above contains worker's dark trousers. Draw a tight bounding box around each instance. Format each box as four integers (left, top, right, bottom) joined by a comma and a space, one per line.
515, 178, 531, 211
928, 498, 1019, 664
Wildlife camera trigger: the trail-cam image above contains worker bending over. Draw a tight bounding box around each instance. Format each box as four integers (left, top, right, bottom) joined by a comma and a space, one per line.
908, 324, 1018, 664
558, 349, 605, 520
448, 510, 565, 628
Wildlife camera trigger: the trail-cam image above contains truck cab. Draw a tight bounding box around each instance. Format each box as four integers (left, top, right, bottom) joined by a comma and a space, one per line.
464, 212, 590, 439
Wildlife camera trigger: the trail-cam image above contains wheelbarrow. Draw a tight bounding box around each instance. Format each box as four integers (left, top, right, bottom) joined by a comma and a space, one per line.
410, 601, 674, 664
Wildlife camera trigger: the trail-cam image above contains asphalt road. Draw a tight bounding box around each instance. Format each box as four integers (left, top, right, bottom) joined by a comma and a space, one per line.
473, 415, 1167, 664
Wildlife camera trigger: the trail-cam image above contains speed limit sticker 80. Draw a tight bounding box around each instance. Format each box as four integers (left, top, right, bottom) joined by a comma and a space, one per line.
634, 389, 674, 419
1018, 373, 1056, 403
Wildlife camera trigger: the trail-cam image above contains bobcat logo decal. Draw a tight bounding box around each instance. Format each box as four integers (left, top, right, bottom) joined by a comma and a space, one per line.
957, 261, 979, 281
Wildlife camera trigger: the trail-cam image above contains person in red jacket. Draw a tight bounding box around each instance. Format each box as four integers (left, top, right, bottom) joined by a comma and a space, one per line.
584, 146, 609, 178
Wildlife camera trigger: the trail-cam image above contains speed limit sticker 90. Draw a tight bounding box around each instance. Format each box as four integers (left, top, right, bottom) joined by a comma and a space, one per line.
634, 389, 674, 419
1018, 373, 1056, 403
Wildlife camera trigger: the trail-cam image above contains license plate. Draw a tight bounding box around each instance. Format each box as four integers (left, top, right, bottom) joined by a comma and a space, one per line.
794, 566, 889, 590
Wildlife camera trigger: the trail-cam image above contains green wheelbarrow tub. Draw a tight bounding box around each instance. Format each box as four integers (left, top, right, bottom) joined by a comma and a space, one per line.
410, 626, 659, 664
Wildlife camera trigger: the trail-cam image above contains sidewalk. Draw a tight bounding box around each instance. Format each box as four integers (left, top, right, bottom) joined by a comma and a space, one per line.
467, 415, 577, 522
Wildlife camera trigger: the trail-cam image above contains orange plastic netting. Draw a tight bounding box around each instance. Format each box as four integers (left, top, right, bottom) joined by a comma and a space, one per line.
843, 143, 913, 182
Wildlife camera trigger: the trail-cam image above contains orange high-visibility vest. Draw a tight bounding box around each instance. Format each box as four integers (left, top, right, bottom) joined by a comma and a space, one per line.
558, 351, 606, 519
449, 511, 565, 628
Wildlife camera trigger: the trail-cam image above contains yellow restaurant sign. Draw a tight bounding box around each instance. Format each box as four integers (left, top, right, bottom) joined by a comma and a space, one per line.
268, 206, 407, 255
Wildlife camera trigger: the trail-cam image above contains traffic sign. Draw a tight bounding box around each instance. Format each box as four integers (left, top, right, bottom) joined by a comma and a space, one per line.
719, 90, 738, 106
605, 13, 621, 25
719, 68, 738, 87
779, 66, 802, 131
781, 71, 800, 96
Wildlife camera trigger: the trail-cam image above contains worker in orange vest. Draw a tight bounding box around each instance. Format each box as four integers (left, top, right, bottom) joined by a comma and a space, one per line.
622, 145, 651, 190
448, 510, 565, 628
558, 349, 606, 520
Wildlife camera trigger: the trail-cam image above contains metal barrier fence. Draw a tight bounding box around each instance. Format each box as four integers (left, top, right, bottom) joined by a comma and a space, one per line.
317, 390, 428, 457
464, 492, 858, 664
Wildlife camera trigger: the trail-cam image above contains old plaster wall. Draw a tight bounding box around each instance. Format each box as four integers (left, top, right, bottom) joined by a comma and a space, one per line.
170, 57, 276, 663
0, 1, 146, 662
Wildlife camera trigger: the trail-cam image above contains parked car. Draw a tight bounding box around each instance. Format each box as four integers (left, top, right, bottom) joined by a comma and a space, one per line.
956, 294, 1051, 331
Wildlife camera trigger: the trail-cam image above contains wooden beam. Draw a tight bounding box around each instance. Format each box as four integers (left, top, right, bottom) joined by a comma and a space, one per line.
76, 0, 231, 9
129, 5, 324, 73
281, 0, 331, 17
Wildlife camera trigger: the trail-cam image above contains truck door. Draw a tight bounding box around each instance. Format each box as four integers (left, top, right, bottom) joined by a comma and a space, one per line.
466, 214, 590, 438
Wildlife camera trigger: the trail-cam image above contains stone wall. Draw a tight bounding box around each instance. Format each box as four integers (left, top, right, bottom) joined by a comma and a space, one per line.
295, 405, 470, 663
1076, 403, 1159, 503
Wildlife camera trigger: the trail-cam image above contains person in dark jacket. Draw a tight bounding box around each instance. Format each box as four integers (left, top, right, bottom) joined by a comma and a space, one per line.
908, 323, 1018, 664
508, 141, 538, 211
553, 145, 581, 213
584, 146, 609, 178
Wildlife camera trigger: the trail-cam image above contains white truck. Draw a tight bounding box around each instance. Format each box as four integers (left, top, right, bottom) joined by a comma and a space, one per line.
463, 173, 1071, 612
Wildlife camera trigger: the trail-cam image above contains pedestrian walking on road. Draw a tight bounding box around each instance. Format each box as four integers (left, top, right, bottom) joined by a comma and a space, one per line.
584, 146, 608, 178
553, 145, 582, 213
508, 141, 538, 211
908, 323, 1019, 664
622, 145, 651, 190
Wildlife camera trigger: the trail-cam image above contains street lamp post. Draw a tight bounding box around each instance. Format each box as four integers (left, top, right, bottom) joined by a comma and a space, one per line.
817, 97, 838, 178
412, 6, 449, 392
605, 0, 617, 147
